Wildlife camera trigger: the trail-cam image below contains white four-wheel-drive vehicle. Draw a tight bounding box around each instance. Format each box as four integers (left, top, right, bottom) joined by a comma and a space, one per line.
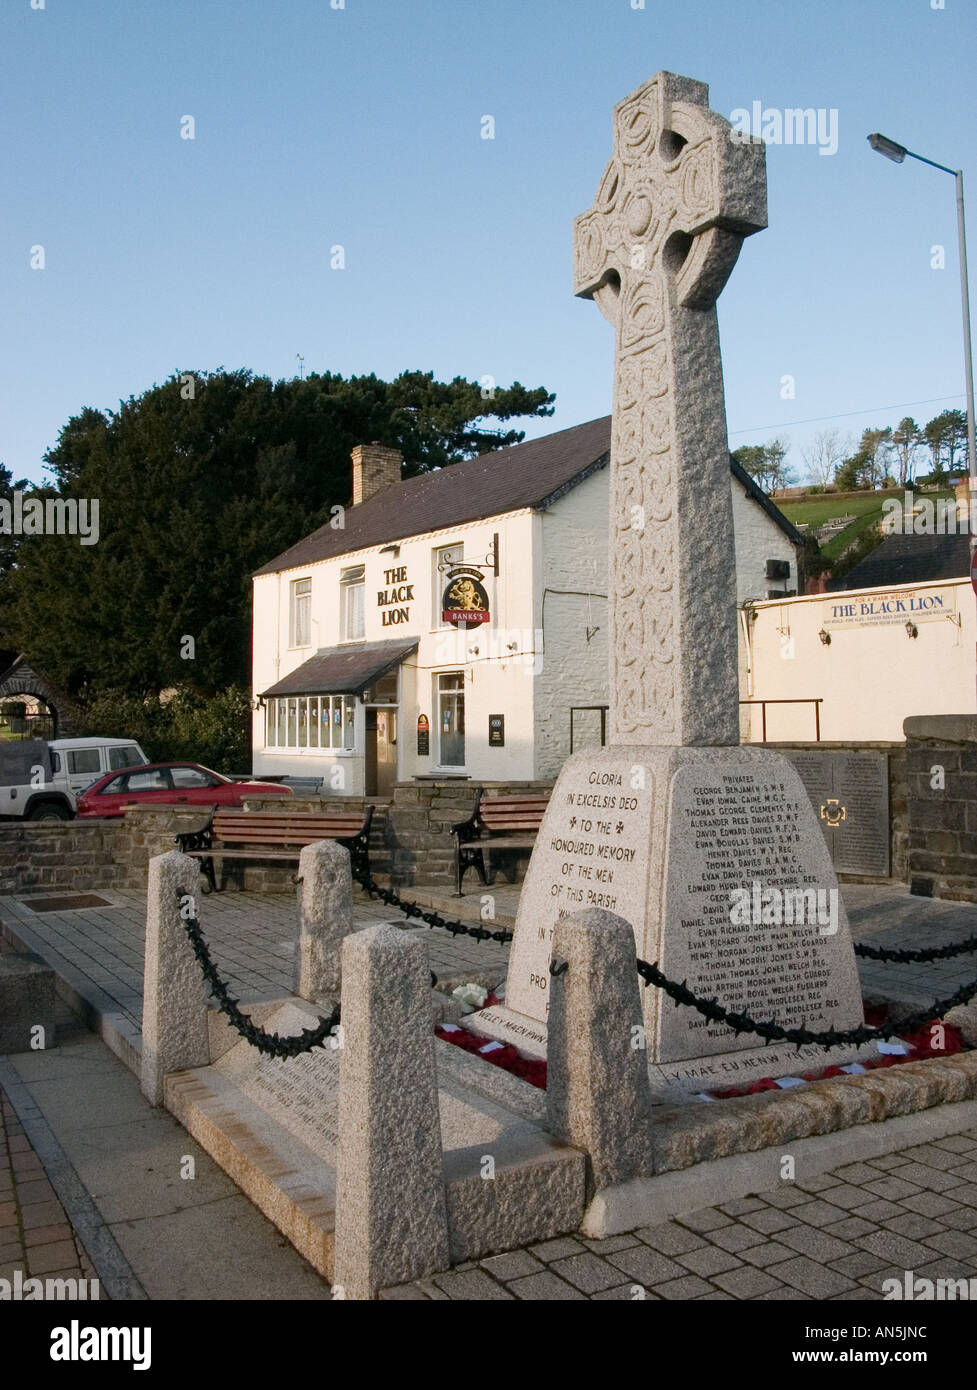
0, 737, 149, 821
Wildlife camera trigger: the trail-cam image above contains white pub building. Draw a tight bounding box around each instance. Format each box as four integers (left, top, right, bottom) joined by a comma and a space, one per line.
251, 418, 802, 795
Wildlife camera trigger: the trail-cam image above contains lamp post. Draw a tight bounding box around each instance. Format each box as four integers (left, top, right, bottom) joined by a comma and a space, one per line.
869, 132, 977, 706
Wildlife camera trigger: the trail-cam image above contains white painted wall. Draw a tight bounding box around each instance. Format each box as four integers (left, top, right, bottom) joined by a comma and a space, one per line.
251, 511, 540, 789
742, 578, 977, 742
730, 475, 798, 604
535, 469, 609, 777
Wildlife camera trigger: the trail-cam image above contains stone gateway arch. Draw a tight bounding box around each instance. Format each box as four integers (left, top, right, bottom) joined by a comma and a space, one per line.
0, 656, 83, 738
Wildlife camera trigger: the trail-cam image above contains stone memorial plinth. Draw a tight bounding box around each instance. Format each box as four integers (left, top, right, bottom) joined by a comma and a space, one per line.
468, 746, 870, 1092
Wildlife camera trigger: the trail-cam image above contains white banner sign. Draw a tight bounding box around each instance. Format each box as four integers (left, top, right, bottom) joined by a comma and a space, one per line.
823, 586, 957, 630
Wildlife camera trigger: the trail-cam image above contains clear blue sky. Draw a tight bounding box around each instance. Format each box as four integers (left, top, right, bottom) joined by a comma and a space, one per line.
2, 0, 974, 485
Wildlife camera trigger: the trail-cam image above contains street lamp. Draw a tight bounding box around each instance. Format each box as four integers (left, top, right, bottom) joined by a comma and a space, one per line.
867, 133, 976, 528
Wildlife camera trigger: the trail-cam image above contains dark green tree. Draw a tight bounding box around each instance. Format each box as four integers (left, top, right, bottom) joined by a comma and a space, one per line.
5, 368, 555, 700
922, 408, 968, 480
0, 463, 32, 672
890, 417, 921, 487
731, 437, 793, 491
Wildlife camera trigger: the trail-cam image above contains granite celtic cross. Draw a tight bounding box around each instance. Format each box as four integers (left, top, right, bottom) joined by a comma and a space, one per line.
573, 71, 766, 746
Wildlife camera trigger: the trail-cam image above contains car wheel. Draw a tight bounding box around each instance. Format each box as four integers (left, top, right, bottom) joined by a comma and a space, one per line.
27, 803, 71, 822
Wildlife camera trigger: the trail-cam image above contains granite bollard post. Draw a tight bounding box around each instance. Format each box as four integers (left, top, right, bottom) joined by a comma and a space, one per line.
547, 908, 654, 1193
295, 839, 353, 1002
333, 924, 449, 1299
141, 850, 211, 1106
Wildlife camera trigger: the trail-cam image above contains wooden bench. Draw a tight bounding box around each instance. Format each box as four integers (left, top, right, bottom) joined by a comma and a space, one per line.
451, 790, 550, 894
175, 807, 374, 893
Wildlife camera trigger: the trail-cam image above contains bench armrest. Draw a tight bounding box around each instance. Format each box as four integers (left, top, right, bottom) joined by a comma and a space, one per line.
451, 789, 484, 844
175, 808, 217, 853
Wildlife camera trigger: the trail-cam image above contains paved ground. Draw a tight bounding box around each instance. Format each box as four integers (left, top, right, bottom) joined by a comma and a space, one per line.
0, 1004, 330, 1299
0, 1083, 99, 1294
0, 885, 511, 1033
845, 884, 977, 1007
383, 1129, 977, 1300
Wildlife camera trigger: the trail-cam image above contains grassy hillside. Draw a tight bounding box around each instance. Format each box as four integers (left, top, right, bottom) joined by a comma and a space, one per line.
779, 490, 955, 562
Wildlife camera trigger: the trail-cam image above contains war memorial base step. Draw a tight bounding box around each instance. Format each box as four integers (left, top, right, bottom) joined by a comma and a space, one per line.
165, 999, 584, 1278
464, 1003, 886, 1103
164, 999, 977, 1263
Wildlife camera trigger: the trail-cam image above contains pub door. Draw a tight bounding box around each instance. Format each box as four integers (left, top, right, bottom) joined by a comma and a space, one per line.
365, 707, 398, 798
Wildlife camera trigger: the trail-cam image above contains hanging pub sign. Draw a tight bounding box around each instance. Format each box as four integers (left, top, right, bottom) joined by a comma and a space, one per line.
442, 567, 490, 628
416, 713, 430, 756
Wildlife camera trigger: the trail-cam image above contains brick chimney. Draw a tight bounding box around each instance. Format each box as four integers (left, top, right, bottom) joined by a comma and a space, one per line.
351, 443, 402, 505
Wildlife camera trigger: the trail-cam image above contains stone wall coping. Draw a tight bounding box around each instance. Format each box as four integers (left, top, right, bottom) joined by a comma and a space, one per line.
762, 741, 905, 752
904, 714, 977, 744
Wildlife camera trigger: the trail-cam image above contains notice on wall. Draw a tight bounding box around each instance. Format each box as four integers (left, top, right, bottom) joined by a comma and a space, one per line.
780, 749, 890, 877
822, 587, 956, 630
416, 714, 430, 757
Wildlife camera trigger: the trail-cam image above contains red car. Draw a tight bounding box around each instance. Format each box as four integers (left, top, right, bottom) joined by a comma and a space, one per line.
76, 762, 292, 818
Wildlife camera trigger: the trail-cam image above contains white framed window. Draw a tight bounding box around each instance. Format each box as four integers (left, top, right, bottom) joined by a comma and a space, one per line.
264, 695, 356, 750
289, 577, 312, 648
436, 671, 465, 767
341, 565, 365, 641
433, 544, 463, 628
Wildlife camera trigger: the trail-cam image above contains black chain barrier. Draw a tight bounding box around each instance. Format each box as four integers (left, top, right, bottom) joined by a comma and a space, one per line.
179, 901, 340, 1058
632, 956, 977, 1050
853, 934, 977, 963
178, 862, 977, 1060
352, 864, 515, 945
355, 866, 977, 1049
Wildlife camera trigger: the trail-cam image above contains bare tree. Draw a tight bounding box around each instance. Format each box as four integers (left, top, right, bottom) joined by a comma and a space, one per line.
800, 428, 851, 487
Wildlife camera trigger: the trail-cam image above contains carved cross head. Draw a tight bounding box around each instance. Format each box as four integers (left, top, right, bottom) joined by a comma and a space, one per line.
574, 72, 766, 333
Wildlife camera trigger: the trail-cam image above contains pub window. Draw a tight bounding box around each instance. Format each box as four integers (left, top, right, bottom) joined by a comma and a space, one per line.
289, 577, 312, 648
265, 695, 356, 750
341, 565, 365, 641
436, 671, 465, 767
433, 544, 463, 628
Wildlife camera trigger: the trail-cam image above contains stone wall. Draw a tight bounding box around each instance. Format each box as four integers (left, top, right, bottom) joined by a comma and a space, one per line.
904, 715, 977, 902
0, 821, 127, 894
0, 748, 906, 899
383, 780, 555, 887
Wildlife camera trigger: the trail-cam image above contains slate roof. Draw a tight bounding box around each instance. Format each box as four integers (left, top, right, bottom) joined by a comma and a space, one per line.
830, 532, 971, 591
260, 638, 419, 698
254, 415, 804, 576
